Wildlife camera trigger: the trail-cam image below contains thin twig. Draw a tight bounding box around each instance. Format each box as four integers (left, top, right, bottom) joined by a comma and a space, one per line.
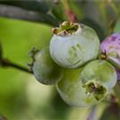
0, 4, 59, 26
0, 58, 32, 74
0, 41, 32, 74
61, 0, 78, 22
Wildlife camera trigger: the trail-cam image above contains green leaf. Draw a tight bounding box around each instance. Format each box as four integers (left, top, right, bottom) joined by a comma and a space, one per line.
0, 42, 2, 61
114, 18, 120, 32
0, 17, 52, 119
51, 2, 65, 21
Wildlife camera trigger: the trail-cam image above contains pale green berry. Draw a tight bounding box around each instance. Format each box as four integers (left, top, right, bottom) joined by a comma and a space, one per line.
32, 47, 63, 85
56, 60, 117, 107
81, 60, 117, 101
56, 68, 99, 107
50, 21, 100, 68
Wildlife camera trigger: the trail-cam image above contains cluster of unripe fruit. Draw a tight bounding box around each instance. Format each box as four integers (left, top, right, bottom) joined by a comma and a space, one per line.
30, 21, 120, 107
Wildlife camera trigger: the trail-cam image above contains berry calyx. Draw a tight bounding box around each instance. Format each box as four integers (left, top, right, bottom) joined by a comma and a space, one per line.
83, 81, 107, 101
52, 21, 79, 36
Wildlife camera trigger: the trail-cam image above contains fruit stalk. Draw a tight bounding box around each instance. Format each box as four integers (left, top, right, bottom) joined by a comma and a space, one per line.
0, 42, 32, 74
0, 58, 32, 74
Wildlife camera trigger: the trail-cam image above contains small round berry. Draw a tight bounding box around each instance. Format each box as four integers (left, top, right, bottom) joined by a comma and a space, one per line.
80, 60, 117, 101
56, 60, 117, 107
50, 21, 100, 68
32, 47, 63, 85
56, 68, 97, 107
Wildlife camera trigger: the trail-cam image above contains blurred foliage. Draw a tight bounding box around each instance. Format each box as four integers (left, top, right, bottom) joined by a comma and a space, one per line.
114, 17, 120, 32
0, 0, 50, 13
99, 103, 120, 120
0, 0, 120, 120
0, 42, 2, 62
0, 17, 51, 119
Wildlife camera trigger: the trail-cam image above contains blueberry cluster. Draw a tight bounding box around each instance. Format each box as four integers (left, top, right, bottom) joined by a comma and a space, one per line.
31, 21, 120, 107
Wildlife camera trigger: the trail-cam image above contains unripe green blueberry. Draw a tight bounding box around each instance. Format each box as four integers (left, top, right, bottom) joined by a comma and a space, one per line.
56, 60, 117, 107
81, 60, 117, 101
32, 47, 63, 85
56, 68, 98, 107
50, 21, 100, 68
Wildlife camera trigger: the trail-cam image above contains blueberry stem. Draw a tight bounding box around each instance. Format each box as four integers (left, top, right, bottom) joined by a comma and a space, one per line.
0, 42, 32, 74
0, 58, 32, 74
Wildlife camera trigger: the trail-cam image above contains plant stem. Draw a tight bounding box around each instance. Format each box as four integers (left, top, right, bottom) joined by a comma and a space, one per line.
61, 0, 77, 22
0, 42, 32, 74
106, 58, 120, 71
0, 58, 32, 74
0, 4, 59, 26
114, 84, 120, 106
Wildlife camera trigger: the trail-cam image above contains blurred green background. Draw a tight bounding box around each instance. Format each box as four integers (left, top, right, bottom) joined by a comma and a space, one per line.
0, 0, 120, 120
